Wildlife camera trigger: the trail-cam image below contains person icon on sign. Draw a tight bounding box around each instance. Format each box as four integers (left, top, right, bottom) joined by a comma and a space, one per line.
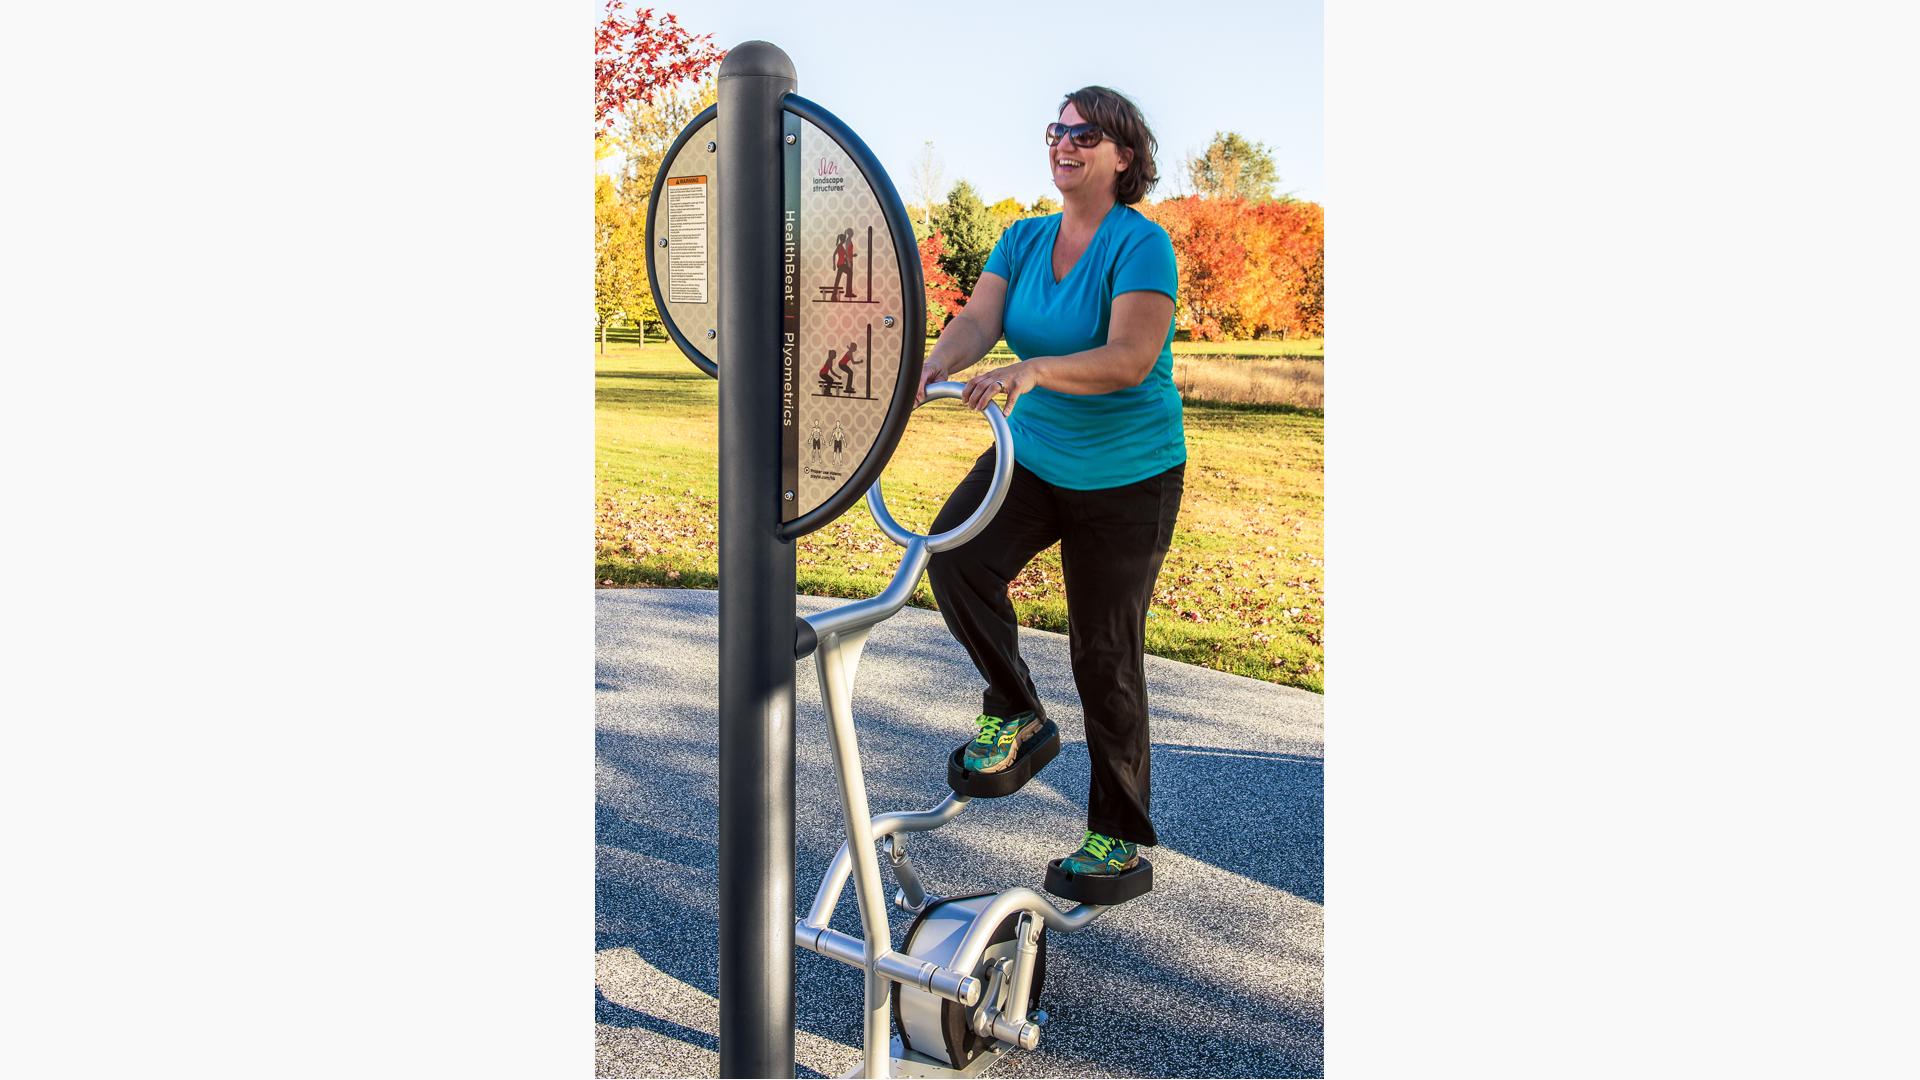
837, 339, 862, 393
818, 348, 841, 395
832, 228, 857, 301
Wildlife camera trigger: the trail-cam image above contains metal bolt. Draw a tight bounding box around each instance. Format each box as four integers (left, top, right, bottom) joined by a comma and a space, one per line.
658, 238, 667, 248
705, 328, 716, 339
784, 133, 796, 144
705, 140, 716, 152
882, 315, 896, 328
783, 491, 794, 501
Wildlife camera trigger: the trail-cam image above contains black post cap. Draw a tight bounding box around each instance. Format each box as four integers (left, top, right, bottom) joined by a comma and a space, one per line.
718, 40, 796, 81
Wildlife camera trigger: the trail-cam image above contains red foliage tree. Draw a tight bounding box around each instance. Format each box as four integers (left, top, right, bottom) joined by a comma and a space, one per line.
594, 3, 726, 132
921, 230, 967, 336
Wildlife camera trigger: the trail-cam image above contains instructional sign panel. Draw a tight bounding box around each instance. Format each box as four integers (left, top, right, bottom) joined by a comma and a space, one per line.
781, 111, 909, 523
665, 176, 709, 303
647, 110, 720, 370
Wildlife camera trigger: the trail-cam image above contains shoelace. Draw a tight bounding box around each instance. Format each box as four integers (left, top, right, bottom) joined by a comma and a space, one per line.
1081, 831, 1116, 859
973, 715, 1005, 745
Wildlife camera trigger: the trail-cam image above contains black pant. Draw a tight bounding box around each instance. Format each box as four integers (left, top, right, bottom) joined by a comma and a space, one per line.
927, 451, 1184, 847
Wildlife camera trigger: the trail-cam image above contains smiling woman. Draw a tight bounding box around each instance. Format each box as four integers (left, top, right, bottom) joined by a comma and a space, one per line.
912, 84, 1185, 881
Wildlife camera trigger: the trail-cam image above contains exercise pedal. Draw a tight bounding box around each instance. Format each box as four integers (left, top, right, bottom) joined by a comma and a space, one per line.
1043, 856, 1154, 906
946, 719, 1062, 798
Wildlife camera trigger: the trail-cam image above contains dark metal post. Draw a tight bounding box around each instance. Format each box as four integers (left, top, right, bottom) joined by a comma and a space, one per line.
716, 40, 798, 1080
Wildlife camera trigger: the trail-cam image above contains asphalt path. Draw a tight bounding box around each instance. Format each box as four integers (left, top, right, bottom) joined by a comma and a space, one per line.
596, 588, 1323, 1079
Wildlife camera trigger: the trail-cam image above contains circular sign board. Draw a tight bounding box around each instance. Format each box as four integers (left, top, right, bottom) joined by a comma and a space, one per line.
777, 94, 924, 538
647, 94, 923, 538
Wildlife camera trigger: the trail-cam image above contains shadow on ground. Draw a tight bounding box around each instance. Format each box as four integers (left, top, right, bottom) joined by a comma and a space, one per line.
596, 589, 1323, 1078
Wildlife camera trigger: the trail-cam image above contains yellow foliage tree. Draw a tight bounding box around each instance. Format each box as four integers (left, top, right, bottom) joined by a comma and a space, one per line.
594, 174, 649, 349
986, 196, 1024, 234
592, 79, 719, 342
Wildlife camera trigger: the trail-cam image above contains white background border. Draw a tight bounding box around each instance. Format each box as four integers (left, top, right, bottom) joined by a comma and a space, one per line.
3, 1, 1915, 1075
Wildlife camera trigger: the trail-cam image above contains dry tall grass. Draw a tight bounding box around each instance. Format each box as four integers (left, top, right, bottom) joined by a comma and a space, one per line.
1173, 356, 1323, 410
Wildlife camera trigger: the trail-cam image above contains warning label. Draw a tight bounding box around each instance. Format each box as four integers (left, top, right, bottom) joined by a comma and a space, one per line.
666, 175, 709, 304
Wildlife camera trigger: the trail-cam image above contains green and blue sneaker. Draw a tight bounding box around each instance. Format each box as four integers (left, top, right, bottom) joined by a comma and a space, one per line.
960, 711, 1041, 774
1059, 831, 1139, 875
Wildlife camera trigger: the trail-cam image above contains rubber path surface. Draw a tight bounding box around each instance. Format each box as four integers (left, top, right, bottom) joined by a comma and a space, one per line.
596, 588, 1323, 1078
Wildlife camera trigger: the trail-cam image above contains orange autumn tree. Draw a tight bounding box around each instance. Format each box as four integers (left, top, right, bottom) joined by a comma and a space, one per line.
1146, 197, 1244, 341
1143, 197, 1324, 340
1252, 200, 1324, 338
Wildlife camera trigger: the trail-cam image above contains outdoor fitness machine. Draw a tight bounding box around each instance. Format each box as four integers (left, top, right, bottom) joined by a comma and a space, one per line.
646, 40, 921, 1076
791, 405, 1155, 1079
646, 40, 1149, 1080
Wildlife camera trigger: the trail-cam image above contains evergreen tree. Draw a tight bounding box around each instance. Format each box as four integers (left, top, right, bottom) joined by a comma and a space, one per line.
931, 180, 999, 296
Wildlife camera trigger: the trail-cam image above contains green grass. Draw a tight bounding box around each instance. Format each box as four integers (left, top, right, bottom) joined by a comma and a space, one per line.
943, 335, 1323, 365
1174, 336, 1323, 359
597, 341, 1323, 691
935, 336, 1324, 409
603, 329, 1324, 360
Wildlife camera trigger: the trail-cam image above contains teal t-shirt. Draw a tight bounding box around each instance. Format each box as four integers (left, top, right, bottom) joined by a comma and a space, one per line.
981, 202, 1185, 490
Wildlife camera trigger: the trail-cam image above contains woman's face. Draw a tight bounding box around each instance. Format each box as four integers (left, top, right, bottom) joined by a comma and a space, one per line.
1051, 101, 1130, 199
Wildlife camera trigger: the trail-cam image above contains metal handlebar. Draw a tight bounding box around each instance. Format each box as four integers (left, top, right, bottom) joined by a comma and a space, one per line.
865, 381, 1014, 554
795, 379, 1033, 1080
803, 381, 1013, 642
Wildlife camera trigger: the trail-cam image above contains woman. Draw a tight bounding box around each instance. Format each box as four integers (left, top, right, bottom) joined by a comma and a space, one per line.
919, 86, 1184, 878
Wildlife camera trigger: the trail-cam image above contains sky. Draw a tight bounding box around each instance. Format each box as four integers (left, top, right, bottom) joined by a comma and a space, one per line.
607, 0, 1324, 208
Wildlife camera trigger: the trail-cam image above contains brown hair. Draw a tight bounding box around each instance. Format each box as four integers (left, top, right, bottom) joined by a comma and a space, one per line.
1061, 86, 1159, 205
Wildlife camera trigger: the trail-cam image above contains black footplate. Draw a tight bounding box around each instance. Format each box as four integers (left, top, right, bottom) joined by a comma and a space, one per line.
946, 719, 1061, 798
1044, 857, 1154, 905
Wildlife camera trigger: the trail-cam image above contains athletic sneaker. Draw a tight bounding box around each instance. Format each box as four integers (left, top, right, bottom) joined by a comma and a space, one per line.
1058, 831, 1139, 875
960, 711, 1041, 773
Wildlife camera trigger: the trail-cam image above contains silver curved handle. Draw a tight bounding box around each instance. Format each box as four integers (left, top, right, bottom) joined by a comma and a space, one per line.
865, 381, 1014, 553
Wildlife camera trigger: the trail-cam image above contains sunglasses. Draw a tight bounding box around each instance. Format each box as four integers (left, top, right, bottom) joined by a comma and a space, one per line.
1045, 121, 1107, 149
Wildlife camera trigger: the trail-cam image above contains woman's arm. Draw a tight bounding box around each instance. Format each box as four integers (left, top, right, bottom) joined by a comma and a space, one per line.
917, 273, 1009, 403
959, 290, 1175, 412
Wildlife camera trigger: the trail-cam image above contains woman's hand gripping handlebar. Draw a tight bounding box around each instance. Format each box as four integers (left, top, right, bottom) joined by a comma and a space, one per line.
803, 383, 1014, 645
867, 381, 1014, 555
